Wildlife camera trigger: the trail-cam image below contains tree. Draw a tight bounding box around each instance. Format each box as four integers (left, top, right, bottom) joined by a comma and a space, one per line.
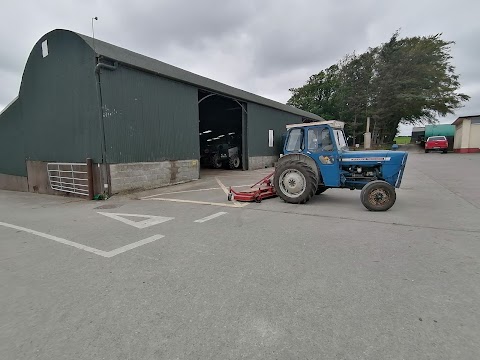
288, 32, 470, 144
369, 32, 469, 142
287, 64, 341, 120
336, 52, 374, 145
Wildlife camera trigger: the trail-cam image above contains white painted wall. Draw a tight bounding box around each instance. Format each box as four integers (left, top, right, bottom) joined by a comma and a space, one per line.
460, 119, 472, 149
454, 124, 462, 149
470, 122, 480, 149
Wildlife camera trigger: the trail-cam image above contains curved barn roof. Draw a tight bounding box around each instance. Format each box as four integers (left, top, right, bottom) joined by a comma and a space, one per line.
74, 31, 322, 121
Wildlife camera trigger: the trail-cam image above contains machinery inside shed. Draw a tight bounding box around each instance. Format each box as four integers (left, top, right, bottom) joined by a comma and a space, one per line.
198, 90, 245, 171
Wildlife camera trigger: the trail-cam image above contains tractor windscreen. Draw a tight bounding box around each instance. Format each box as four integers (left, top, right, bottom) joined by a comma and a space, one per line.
334, 129, 348, 150
286, 129, 304, 152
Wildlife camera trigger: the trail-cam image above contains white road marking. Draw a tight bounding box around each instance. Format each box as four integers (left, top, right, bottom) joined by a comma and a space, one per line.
139, 184, 253, 199
142, 197, 248, 208
97, 212, 174, 228
215, 177, 229, 195
214, 171, 273, 178
194, 212, 228, 223
103, 235, 164, 258
215, 176, 230, 195
140, 187, 221, 198
0, 221, 163, 258
215, 177, 247, 207
0, 221, 108, 256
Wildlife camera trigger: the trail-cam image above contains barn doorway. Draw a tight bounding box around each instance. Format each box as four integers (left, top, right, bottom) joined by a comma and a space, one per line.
198, 90, 247, 174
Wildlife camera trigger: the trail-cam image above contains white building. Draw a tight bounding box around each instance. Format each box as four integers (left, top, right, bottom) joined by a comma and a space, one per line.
452, 115, 480, 153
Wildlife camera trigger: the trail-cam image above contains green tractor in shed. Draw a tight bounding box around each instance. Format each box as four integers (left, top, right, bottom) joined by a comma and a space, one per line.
201, 133, 242, 170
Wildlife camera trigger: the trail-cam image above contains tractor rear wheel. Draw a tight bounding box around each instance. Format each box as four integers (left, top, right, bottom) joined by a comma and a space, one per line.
229, 155, 241, 169
360, 180, 396, 211
274, 160, 317, 204
316, 186, 328, 195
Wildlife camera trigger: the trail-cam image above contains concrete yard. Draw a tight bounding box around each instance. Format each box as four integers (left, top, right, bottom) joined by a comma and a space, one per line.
1, 152, 479, 359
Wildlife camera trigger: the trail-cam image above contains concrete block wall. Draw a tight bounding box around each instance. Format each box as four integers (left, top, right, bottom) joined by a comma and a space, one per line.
109, 160, 199, 193
0, 173, 28, 192
26, 161, 68, 196
248, 156, 278, 170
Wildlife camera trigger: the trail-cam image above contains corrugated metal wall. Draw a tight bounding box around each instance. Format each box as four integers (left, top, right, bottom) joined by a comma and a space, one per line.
1, 29, 320, 178
99, 65, 199, 163
247, 103, 302, 156
20, 30, 102, 163
0, 99, 27, 176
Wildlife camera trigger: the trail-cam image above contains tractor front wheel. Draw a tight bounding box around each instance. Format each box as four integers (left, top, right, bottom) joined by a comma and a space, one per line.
274, 160, 317, 204
211, 154, 223, 169
360, 180, 396, 211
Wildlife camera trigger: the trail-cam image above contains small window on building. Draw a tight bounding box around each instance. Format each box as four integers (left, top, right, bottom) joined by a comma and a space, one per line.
41, 40, 48, 58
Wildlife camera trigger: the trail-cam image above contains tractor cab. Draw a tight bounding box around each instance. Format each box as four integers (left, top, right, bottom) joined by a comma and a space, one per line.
283, 121, 346, 187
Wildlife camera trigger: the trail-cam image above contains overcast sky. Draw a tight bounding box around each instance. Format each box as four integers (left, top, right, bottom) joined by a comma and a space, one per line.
1, 0, 478, 135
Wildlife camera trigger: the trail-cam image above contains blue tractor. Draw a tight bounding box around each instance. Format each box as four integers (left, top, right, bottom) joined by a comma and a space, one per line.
274, 121, 408, 211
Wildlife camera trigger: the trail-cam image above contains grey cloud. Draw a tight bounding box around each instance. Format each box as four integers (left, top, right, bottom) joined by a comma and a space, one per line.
0, 0, 479, 136
0, 71, 22, 110
103, 0, 260, 54
248, 0, 388, 76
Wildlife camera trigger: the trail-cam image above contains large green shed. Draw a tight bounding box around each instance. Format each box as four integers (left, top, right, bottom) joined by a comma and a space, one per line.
0, 29, 322, 194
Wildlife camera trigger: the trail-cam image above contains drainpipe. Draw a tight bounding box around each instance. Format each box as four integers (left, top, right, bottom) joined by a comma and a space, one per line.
95, 57, 118, 196
95, 60, 118, 74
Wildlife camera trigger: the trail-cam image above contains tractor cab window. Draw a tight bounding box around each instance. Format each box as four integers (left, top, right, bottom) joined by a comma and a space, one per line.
286, 129, 304, 152
307, 128, 322, 151
333, 129, 347, 149
321, 128, 334, 151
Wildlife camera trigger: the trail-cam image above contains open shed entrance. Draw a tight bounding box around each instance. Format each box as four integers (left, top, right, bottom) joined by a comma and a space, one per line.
198, 90, 247, 173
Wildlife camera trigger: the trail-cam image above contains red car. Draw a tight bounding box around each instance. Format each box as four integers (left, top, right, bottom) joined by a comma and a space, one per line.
425, 136, 448, 153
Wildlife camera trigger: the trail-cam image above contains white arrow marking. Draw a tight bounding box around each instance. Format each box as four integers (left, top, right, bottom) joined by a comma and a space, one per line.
0, 221, 164, 258
102, 235, 164, 257
97, 212, 174, 229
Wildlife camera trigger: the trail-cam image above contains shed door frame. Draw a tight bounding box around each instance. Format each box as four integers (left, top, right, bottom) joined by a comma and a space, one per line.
241, 105, 248, 170
198, 89, 248, 170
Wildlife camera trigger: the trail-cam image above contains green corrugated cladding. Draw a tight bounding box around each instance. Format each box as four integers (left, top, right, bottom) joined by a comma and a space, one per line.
1, 28, 321, 173
247, 103, 302, 156
425, 124, 455, 137
99, 65, 199, 163
19, 30, 103, 163
76, 32, 323, 122
0, 99, 27, 176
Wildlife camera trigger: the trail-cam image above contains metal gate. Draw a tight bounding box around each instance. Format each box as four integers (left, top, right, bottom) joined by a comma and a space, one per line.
47, 161, 93, 198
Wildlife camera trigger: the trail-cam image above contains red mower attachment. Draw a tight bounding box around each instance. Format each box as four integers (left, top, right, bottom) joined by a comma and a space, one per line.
228, 172, 277, 203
